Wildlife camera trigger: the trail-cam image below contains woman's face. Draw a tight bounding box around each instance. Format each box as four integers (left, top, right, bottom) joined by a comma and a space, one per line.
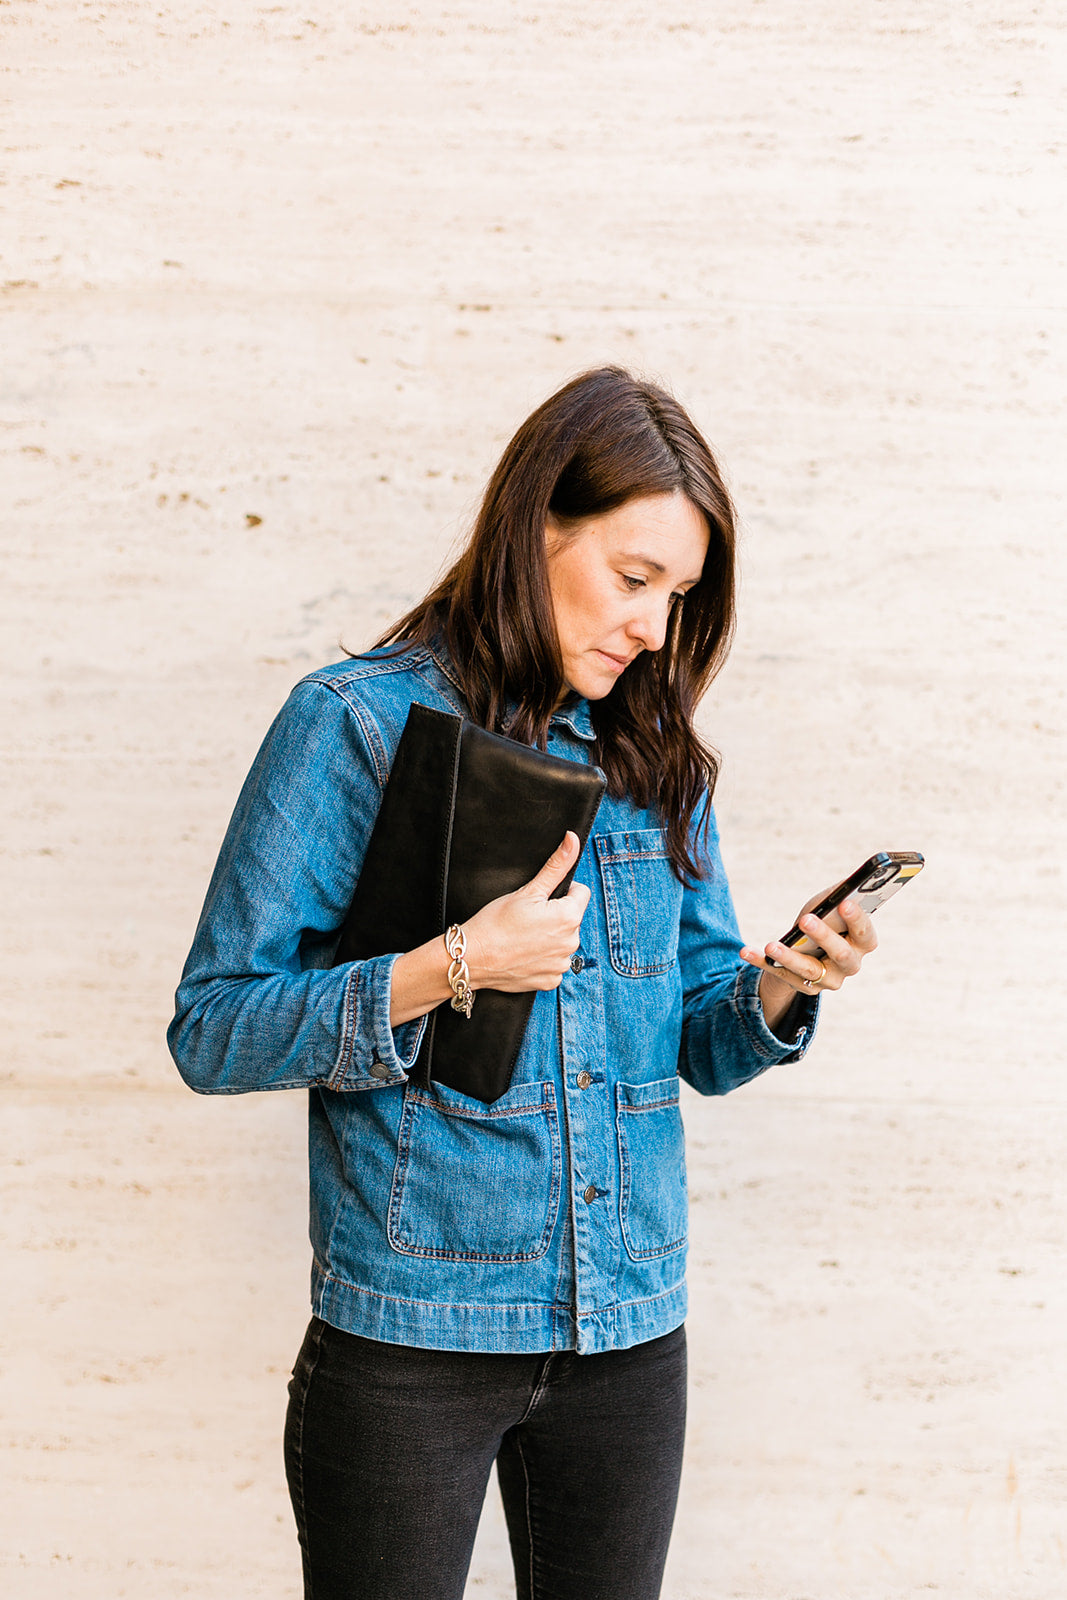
545, 492, 709, 701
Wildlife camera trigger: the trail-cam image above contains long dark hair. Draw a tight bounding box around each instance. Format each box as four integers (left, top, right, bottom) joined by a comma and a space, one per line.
375, 367, 737, 880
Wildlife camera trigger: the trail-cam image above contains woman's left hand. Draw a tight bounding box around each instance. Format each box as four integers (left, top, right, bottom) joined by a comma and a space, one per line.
740, 897, 878, 1031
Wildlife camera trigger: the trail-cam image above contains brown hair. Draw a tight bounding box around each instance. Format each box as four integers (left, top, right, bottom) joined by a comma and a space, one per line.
375, 366, 737, 880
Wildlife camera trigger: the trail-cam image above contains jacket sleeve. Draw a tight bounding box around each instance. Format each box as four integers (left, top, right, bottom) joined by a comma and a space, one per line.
677, 797, 819, 1097
167, 678, 427, 1094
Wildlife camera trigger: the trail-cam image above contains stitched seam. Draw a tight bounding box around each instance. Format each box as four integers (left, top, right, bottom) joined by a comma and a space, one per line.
308, 674, 396, 790
732, 967, 791, 1061
328, 964, 361, 1089
314, 1271, 567, 1312
386, 1243, 555, 1264
595, 844, 678, 976
386, 1091, 416, 1249
615, 1092, 687, 1261
593, 831, 669, 865
304, 648, 434, 691
596, 848, 670, 863
291, 1318, 325, 1600
385, 1087, 562, 1261
515, 1354, 554, 1427
315, 1269, 685, 1315
553, 994, 577, 1351
348, 698, 388, 794
406, 1087, 555, 1120
516, 1431, 537, 1600
424, 641, 466, 693
611, 961, 677, 977
411, 660, 466, 715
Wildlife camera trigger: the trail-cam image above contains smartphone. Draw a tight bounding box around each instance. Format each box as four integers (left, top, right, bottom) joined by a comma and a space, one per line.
765, 851, 924, 966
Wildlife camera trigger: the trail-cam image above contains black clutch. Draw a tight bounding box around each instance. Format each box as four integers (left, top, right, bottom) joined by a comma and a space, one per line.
334, 701, 606, 1103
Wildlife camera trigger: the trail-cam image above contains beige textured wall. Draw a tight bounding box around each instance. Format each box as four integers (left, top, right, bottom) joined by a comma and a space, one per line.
4, 3, 1065, 1596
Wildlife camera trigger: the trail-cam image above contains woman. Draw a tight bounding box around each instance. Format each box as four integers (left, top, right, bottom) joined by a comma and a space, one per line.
168, 367, 875, 1600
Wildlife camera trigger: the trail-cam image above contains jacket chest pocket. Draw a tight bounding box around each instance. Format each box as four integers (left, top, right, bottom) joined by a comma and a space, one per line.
594, 829, 683, 977
615, 1077, 688, 1261
388, 1080, 562, 1263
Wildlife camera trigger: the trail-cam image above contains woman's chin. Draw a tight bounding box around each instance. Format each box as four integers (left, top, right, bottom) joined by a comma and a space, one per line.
560, 651, 632, 702
567, 672, 621, 702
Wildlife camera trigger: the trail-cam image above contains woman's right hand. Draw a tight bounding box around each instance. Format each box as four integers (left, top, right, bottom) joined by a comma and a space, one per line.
464, 832, 591, 993
388, 833, 591, 1027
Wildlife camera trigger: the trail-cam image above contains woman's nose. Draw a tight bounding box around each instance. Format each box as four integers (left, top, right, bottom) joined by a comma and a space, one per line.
627, 601, 670, 653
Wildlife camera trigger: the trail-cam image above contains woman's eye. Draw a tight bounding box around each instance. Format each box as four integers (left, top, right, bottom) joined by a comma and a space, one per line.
670, 592, 685, 605
622, 575, 645, 592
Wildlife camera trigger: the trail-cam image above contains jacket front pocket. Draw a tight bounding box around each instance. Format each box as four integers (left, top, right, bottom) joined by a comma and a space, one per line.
388, 1080, 562, 1263
594, 829, 683, 977
615, 1077, 687, 1261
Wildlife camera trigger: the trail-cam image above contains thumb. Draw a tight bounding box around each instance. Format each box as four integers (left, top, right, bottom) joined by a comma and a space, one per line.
522, 831, 581, 901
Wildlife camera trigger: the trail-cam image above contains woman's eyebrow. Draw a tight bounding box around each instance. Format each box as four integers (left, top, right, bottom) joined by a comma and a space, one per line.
620, 552, 703, 587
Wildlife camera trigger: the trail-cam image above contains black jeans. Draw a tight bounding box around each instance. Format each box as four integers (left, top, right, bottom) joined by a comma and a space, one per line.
284, 1316, 687, 1600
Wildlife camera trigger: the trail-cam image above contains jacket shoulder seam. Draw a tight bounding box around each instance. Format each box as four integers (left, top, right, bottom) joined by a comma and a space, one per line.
299, 674, 390, 793
301, 648, 433, 692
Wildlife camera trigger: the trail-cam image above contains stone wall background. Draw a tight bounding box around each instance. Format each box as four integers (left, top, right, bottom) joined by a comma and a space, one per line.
3, 3, 1065, 1595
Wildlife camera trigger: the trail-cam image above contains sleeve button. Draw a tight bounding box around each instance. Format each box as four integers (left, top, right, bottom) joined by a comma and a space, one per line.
369, 1061, 392, 1080
570, 954, 584, 974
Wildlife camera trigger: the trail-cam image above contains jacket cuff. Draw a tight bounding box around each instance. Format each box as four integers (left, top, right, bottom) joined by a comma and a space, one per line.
329, 953, 429, 1090
731, 963, 819, 1064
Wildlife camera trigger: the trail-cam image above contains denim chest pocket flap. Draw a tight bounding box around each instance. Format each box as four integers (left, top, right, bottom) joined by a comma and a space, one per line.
388, 1079, 562, 1263
594, 828, 683, 977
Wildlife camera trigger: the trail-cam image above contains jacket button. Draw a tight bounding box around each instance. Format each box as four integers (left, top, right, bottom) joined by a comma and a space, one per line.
570, 954, 584, 974
368, 1061, 392, 1080
583, 1184, 597, 1204
576, 1071, 592, 1089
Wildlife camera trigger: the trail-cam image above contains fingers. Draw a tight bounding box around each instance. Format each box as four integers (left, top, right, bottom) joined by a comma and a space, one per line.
522, 831, 581, 901
464, 834, 589, 994
838, 897, 878, 952
775, 945, 844, 990
742, 943, 844, 991
796, 901, 874, 976
564, 878, 592, 918
791, 917, 857, 976
741, 892, 878, 996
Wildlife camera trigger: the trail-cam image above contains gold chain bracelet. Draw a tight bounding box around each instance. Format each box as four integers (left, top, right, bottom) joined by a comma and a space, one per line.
444, 924, 474, 1019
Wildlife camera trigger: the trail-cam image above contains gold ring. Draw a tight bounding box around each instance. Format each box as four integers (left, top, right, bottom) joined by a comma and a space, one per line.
801, 961, 827, 991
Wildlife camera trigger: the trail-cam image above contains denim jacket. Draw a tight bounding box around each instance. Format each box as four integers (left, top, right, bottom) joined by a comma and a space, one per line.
168, 643, 818, 1355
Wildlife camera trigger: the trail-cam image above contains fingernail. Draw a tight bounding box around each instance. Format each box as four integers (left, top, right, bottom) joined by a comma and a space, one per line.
840, 898, 855, 913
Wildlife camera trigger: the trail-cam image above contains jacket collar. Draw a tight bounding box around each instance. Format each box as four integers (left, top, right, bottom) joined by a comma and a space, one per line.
424, 639, 596, 744
548, 695, 595, 742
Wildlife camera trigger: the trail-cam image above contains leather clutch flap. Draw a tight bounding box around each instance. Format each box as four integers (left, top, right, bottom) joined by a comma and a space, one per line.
334, 701, 606, 1103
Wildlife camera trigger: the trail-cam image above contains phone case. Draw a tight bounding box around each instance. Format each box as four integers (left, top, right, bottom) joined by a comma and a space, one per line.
768, 851, 924, 964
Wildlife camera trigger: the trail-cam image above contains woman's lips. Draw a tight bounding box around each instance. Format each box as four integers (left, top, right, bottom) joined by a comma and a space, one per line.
595, 649, 631, 673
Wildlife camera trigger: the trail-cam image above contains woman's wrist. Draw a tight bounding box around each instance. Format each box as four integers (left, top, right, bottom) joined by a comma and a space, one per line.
757, 967, 804, 1035
443, 925, 475, 1018
388, 937, 456, 1028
